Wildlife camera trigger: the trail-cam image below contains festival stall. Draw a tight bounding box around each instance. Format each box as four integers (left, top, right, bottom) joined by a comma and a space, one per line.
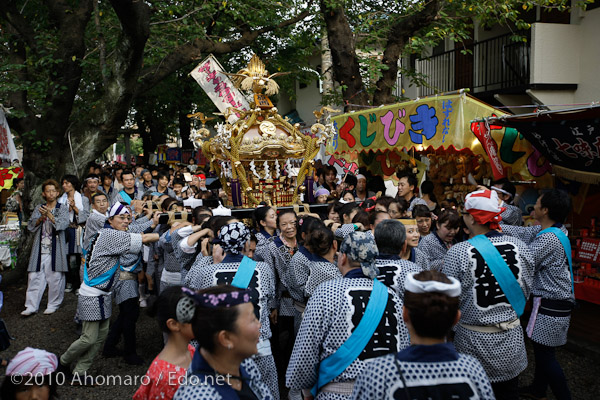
0, 108, 22, 270
485, 105, 600, 304
326, 91, 552, 203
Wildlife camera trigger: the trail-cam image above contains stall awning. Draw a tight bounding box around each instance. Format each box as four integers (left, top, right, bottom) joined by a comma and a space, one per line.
327, 92, 549, 181
486, 106, 600, 184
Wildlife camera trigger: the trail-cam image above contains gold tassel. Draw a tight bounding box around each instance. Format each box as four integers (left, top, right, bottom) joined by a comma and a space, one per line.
553, 165, 600, 184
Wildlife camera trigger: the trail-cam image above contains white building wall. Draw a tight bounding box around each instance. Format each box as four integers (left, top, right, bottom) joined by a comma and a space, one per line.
530, 23, 580, 84
295, 77, 322, 125
572, 7, 600, 103
528, 7, 600, 107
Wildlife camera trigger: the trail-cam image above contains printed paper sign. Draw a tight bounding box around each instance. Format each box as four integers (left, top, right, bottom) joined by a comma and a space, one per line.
190, 55, 250, 122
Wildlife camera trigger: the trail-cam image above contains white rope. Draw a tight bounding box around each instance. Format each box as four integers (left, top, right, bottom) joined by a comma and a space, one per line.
67, 129, 79, 177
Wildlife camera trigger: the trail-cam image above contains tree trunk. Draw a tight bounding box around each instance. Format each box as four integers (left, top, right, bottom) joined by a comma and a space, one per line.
137, 113, 165, 165
7, 0, 150, 276
320, 0, 369, 110
124, 131, 132, 166
321, 0, 441, 107
372, 0, 441, 105
321, 30, 335, 102
179, 110, 193, 150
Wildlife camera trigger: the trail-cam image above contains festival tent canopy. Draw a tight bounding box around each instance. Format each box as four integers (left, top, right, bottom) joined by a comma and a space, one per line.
485, 105, 600, 184
326, 92, 550, 182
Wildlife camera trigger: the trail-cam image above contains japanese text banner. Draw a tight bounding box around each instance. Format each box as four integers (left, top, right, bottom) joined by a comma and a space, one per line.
327, 94, 549, 181
190, 55, 250, 122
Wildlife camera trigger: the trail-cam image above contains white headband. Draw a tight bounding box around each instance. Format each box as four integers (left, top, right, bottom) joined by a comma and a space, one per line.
491, 186, 512, 199
405, 272, 461, 297
109, 203, 131, 218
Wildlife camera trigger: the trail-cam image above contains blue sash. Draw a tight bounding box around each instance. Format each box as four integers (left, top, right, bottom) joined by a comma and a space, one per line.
120, 255, 142, 273
119, 190, 133, 205
311, 278, 388, 396
83, 261, 119, 288
468, 234, 526, 317
81, 247, 88, 272
231, 256, 257, 289
537, 227, 574, 293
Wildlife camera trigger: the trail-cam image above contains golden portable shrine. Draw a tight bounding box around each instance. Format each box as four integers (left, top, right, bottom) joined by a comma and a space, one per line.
189, 55, 337, 208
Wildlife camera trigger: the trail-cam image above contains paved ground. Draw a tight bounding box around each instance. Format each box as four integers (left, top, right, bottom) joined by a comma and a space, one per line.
0, 281, 599, 399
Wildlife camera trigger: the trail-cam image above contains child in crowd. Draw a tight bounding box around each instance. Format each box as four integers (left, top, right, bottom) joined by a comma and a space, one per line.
1, 347, 60, 400
134, 286, 195, 400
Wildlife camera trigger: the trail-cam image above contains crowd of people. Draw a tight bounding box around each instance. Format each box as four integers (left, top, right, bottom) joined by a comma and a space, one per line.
0, 160, 576, 400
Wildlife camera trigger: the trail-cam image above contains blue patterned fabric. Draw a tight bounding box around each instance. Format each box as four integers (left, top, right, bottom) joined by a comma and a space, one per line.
340, 232, 379, 279
218, 222, 251, 255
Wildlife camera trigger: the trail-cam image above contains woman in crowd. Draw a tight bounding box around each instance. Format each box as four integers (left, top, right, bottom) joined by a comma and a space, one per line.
134, 286, 195, 400
351, 271, 494, 399
417, 209, 460, 270
375, 196, 394, 213
387, 198, 408, 219
398, 218, 429, 269
1, 348, 60, 400
412, 204, 433, 238
59, 174, 90, 293
420, 180, 440, 213
255, 209, 299, 393
315, 188, 330, 204
112, 166, 124, 192
303, 227, 341, 298
351, 210, 370, 231
373, 219, 422, 301
289, 216, 325, 311
340, 190, 355, 203
253, 206, 277, 248
331, 202, 359, 232
320, 166, 337, 193
187, 221, 278, 398
321, 201, 341, 224
174, 285, 274, 399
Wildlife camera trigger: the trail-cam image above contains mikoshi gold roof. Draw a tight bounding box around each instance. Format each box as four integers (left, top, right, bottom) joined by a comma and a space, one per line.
189, 55, 338, 207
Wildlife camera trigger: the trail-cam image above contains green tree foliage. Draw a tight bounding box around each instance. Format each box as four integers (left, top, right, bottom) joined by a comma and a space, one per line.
0, 0, 315, 272
0, 0, 315, 201
320, 0, 582, 108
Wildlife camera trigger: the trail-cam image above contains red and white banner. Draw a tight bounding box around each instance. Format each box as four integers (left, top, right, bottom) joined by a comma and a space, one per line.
0, 108, 19, 163
190, 55, 250, 122
471, 120, 505, 180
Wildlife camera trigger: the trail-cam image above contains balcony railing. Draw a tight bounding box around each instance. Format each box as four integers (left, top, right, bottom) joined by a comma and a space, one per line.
415, 31, 531, 96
